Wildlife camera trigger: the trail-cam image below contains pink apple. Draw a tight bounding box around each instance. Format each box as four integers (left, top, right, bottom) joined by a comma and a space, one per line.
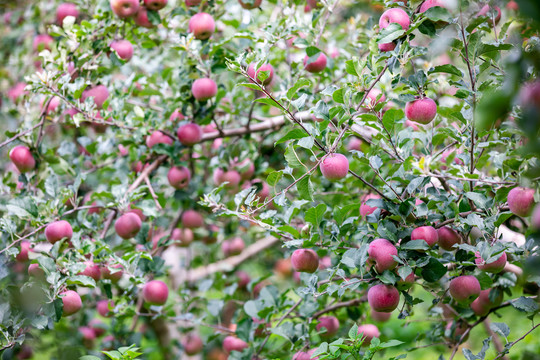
293, 349, 318, 360
134, 7, 154, 28
61, 290, 82, 316
97, 299, 114, 317
110, 40, 133, 61
475, 251, 507, 273
291, 249, 319, 273
45, 220, 73, 244
168, 166, 191, 189
223, 336, 248, 354
347, 137, 362, 151
379, 8, 410, 31
247, 63, 274, 85
507, 187, 535, 217
222, 237, 245, 256
232, 158, 255, 180
57, 3, 79, 24
437, 226, 461, 251
405, 98, 437, 124
360, 194, 381, 218
471, 289, 503, 316
101, 264, 123, 282
236, 270, 251, 288
368, 238, 398, 272
182, 333, 203, 355
33, 34, 54, 52
169, 109, 185, 122
410, 226, 438, 247
357, 324, 380, 345
28, 263, 45, 278
144, 0, 168, 11
172, 228, 194, 247
365, 89, 386, 107
239, 0, 262, 9
449, 275, 480, 304
16, 241, 31, 262
109, 0, 140, 18
320, 153, 349, 180
419, 0, 447, 13
316, 316, 340, 338
213, 168, 242, 188
181, 210, 204, 228
186, 0, 201, 6
114, 212, 142, 239
177, 123, 203, 146
507, 0, 519, 11
303, 52, 327, 73
188, 13, 215, 40
82, 85, 109, 109
79, 261, 101, 281
146, 130, 173, 148
378, 42, 396, 52
142, 280, 169, 305
532, 204, 540, 230
477, 5, 501, 25
7, 82, 27, 103
367, 284, 400, 312
9, 145, 35, 173
192, 77, 218, 100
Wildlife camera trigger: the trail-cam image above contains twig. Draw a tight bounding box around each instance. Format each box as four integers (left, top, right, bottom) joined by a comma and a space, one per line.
144, 176, 162, 210
493, 323, 540, 360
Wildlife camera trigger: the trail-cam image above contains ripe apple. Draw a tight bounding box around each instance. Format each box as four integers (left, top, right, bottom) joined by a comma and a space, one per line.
188, 13, 215, 40
437, 226, 461, 251
507, 0, 518, 11
360, 194, 381, 218
396, 270, 415, 290
146, 130, 173, 149
347, 137, 362, 151
223, 336, 248, 354
16, 345, 33, 360
28, 263, 45, 278
222, 237, 245, 256
365, 89, 386, 108
291, 249, 319, 273
306, 0, 320, 9
114, 212, 142, 239
57, 3, 79, 24
101, 264, 123, 282
378, 42, 396, 52
88, 319, 106, 337
134, 7, 154, 28
368, 238, 398, 272
143, 280, 169, 305
507, 187, 535, 217
449, 275, 480, 304
171, 228, 194, 247
110, 0, 140, 18
477, 5, 501, 25
232, 158, 255, 180
192, 77, 218, 100
247, 63, 274, 85
169, 109, 185, 122
167, 166, 191, 189
239, 0, 262, 9
79, 261, 101, 281
182, 209, 204, 228
186, 0, 201, 6
61, 290, 82, 316
144, 0, 167, 11
320, 153, 349, 180
182, 333, 203, 355
367, 284, 400, 312
419, 0, 447, 13
357, 324, 380, 345
293, 349, 318, 360
379, 8, 410, 31
405, 98, 437, 124
316, 316, 340, 338
8, 82, 27, 103
470, 288, 503, 316
371, 310, 391, 322
45, 220, 73, 244
9, 145, 36, 173
33, 34, 54, 52
303, 52, 327, 73
16, 241, 31, 262
79, 326, 96, 348
177, 123, 203, 146
410, 226, 438, 247
82, 85, 109, 109
236, 270, 251, 289
532, 204, 540, 230
445, 321, 469, 342
274, 258, 292, 277
110, 40, 133, 61
475, 251, 507, 273
97, 299, 114, 317
213, 168, 242, 188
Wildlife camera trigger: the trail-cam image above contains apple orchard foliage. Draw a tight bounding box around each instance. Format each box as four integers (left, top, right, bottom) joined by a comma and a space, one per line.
2, 0, 540, 359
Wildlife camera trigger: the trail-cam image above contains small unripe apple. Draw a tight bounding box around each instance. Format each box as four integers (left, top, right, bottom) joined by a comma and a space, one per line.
171, 228, 194, 247
97, 299, 114, 317
61, 290, 82, 316
437, 226, 461, 251
222, 237, 245, 256
188, 13, 215, 40
33, 34, 54, 52
475, 251, 507, 273
169, 109, 185, 122
144, 0, 167, 11
28, 263, 45, 278
239, 0, 262, 9
45, 220, 73, 244
405, 98, 437, 124
213, 168, 242, 188
357, 324, 380, 345
360, 194, 381, 218
114, 212, 142, 239
57, 3, 79, 24
419, 0, 447, 13
101, 264, 123, 282
291, 249, 319, 273
247, 63, 274, 85
410, 226, 438, 247
79, 261, 101, 281
316, 316, 340, 338
379, 8, 410, 31
223, 336, 248, 354
477, 5, 501, 25
168, 166, 191, 189
192, 77, 218, 100
110, 0, 140, 18
378, 42, 396, 52
143, 280, 169, 305
182, 333, 203, 355
320, 153, 349, 180
449, 275, 480, 304
177, 123, 203, 146
507, 187, 535, 217
303, 52, 327, 73
9, 145, 36, 173
182, 210, 204, 228
134, 7, 154, 28
371, 310, 391, 322
367, 284, 400, 312
82, 85, 109, 109
16, 241, 31, 262
110, 40, 133, 61
368, 238, 398, 273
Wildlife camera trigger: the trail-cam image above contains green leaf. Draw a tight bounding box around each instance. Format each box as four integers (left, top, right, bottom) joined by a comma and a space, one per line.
377, 23, 405, 44
296, 175, 314, 201
511, 297, 539, 313
284, 146, 303, 168
333, 88, 345, 104
379, 339, 404, 348
287, 78, 311, 99
423, 6, 451, 22
382, 108, 403, 131
305, 204, 327, 227
429, 64, 463, 77
276, 129, 308, 145
490, 322, 510, 338
80, 356, 101, 360
420, 257, 447, 282
400, 240, 429, 251
266, 171, 283, 187
6, 197, 38, 218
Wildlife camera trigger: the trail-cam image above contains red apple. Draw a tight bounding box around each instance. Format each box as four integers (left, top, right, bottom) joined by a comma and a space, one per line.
188, 13, 215, 40
379, 8, 410, 31
223, 336, 248, 354
82, 85, 109, 109
368, 284, 400, 312
114, 212, 142, 239
45, 220, 73, 244
79, 326, 96, 348
61, 290, 82, 316
238, 0, 262, 9
171, 228, 194, 247
222, 237, 245, 256
169, 109, 185, 122
507, 0, 519, 11
320, 153, 349, 180
357, 324, 380, 345
109, 0, 140, 18
477, 5, 501, 25
437, 226, 461, 251
168, 166, 191, 189
291, 249, 319, 273
419, 0, 447, 13
410, 226, 438, 247
28, 263, 45, 278
368, 238, 398, 272
378, 42, 396, 52
182, 333, 203, 355
182, 210, 204, 228
316, 316, 340, 338
142, 280, 169, 305
79, 261, 101, 281
146, 130, 173, 148
186, 0, 201, 6
16, 241, 31, 262
405, 98, 437, 124
293, 349, 318, 360
470, 288, 503, 316
213, 168, 241, 188
33, 34, 54, 52
365, 89, 386, 108
507, 187, 535, 217
57, 3, 79, 24
97, 299, 114, 317
449, 275, 480, 304
532, 204, 540, 230
360, 194, 381, 218
101, 264, 123, 282
134, 7, 154, 28
303, 52, 327, 73
191, 78, 218, 100
144, 0, 167, 11
9, 145, 36, 173
475, 251, 507, 273
236, 270, 251, 288
247, 63, 274, 85
110, 40, 133, 61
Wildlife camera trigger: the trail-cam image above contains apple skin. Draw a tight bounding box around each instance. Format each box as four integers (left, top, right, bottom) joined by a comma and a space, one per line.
134, 7, 154, 28
146, 130, 173, 148
222, 237, 245, 256
169, 109, 185, 122
33, 34, 54, 52
171, 228, 194, 247
247, 63, 274, 85
368, 238, 398, 273
45, 220, 73, 244
16, 241, 31, 262
177, 123, 203, 146
236, 270, 251, 288
9, 145, 36, 173
507, 0, 519, 11
365, 89, 386, 108
110, 40, 133, 61
291, 249, 319, 273
239, 0, 262, 9
477, 5, 501, 25
357, 324, 380, 345
114, 212, 142, 239
110, 0, 140, 18
213, 168, 242, 188
232, 158, 255, 180
347, 137, 362, 151
188, 13, 216, 40
306, 0, 320, 9
186, 0, 202, 6
378, 42, 396, 52
97, 299, 114, 317
316, 316, 340, 338
449, 275, 480, 304
28, 263, 45, 278
419, 0, 447, 13
182, 333, 203, 355
274, 258, 293, 277
191, 78, 218, 100
79, 261, 101, 281
8, 82, 27, 103
475, 251, 507, 273
293, 349, 318, 360
379, 8, 410, 31
61, 290, 82, 316
405, 98, 437, 124
320, 153, 349, 180
532, 204, 540, 230
367, 284, 400, 312
144, 0, 168, 11
88, 319, 106, 337
410, 226, 438, 247
223, 336, 248, 354
101, 264, 123, 282
303, 53, 327, 73
167, 166, 191, 189
471, 289, 503, 316
507, 187, 535, 217
82, 85, 109, 109
371, 310, 391, 322
142, 280, 169, 305
57, 3, 79, 24
181, 210, 204, 228
360, 194, 381, 218
437, 226, 461, 251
